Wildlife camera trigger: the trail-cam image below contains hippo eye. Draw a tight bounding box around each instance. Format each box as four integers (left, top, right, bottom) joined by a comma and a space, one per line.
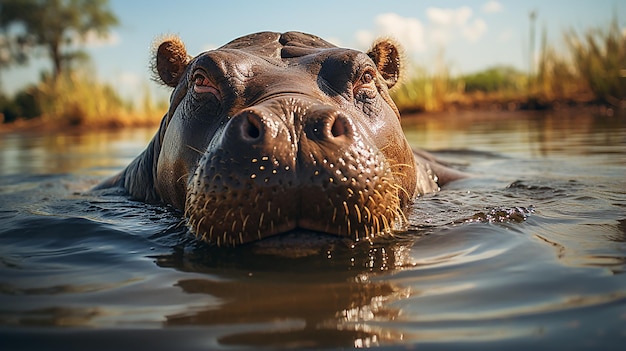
191, 70, 221, 98
362, 71, 374, 84
353, 68, 378, 100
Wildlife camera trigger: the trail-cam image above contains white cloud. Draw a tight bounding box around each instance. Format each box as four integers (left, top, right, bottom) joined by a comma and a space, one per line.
356, 7, 490, 55
378, 13, 426, 51
355, 30, 375, 48
426, 6, 487, 45
426, 6, 472, 26
462, 18, 487, 42
482, 1, 503, 13
356, 13, 426, 54
430, 27, 451, 45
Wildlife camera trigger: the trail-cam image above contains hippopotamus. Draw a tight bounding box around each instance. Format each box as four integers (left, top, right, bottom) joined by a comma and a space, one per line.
97, 31, 462, 246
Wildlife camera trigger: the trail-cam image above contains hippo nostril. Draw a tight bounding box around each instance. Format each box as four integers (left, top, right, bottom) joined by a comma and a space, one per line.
241, 113, 262, 141
306, 110, 354, 142
331, 116, 346, 137
329, 113, 352, 139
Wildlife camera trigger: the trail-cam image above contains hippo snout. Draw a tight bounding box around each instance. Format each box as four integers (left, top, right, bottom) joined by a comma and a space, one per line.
185, 97, 404, 246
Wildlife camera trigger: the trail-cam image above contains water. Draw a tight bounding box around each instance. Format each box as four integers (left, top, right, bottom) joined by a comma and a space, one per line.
0, 110, 624, 350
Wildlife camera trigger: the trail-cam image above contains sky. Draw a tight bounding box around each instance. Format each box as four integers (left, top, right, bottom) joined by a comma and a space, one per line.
1, 0, 624, 99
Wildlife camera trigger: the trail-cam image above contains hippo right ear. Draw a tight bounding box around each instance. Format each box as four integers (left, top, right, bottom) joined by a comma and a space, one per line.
367, 39, 402, 89
151, 35, 190, 87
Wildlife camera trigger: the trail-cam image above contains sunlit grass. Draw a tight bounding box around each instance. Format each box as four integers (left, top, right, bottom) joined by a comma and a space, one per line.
391, 64, 531, 112
30, 67, 166, 127
391, 63, 457, 113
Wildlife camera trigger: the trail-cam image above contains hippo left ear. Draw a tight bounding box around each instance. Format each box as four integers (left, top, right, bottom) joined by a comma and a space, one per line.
367, 39, 402, 89
151, 35, 190, 87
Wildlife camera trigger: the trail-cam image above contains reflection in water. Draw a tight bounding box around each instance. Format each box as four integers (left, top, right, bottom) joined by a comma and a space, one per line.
168, 276, 400, 348
155, 238, 413, 348
402, 110, 625, 158
0, 111, 625, 350
0, 127, 155, 176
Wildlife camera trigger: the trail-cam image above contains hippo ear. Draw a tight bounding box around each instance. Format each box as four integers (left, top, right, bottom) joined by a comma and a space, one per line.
367, 39, 402, 89
151, 35, 190, 87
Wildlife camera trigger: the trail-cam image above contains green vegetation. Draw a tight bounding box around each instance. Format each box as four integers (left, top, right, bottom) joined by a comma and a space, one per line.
0, 0, 118, 79
0, 0, 166, 127
462, 66, 526, 93
0, 69, 167, 126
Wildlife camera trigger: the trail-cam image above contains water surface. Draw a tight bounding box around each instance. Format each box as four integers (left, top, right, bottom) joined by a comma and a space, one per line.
1, 110, 624, 350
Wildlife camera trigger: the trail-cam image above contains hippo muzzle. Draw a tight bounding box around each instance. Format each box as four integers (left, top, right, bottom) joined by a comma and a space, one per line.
97, 32, 451, 246
185, 95, 405, 245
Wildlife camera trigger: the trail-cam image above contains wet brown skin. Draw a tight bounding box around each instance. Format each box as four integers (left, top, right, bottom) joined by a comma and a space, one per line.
96, 32, 462, 246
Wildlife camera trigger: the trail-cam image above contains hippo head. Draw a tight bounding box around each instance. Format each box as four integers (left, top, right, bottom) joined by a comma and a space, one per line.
121, 32, 440, 246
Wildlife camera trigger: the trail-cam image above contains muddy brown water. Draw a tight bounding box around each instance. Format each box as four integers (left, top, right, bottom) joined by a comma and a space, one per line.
0, 110, 624, 350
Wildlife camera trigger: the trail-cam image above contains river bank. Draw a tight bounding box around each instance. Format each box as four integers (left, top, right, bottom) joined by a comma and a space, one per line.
2, 100, 623, 136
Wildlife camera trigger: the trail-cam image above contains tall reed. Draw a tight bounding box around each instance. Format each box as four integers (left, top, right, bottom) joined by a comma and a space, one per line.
563, 17, 625, 106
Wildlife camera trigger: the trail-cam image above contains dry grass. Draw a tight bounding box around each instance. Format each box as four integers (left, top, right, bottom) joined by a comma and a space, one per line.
31, 67, 166, 127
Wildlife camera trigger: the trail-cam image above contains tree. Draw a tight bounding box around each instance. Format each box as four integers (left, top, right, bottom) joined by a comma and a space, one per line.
0, 0, 118, 80
0, 1, 31, 72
